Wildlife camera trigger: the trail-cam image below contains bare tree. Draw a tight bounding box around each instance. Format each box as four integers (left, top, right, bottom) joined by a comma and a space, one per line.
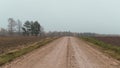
8, 18, 17, 35
17, 20, 22, 35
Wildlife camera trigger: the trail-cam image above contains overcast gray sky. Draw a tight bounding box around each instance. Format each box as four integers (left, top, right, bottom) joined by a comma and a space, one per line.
0, 0, 120, 34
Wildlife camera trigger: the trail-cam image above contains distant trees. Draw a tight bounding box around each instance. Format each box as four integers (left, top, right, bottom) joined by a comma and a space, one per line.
7, 18, 43, 36
8, 18, 23, 36
22, 21, 42, 36
22, 21, 31, 36
8, 18, 17, 35
33, 21, 41, 36
1, 18, 80, 37
0, 18, 50, 37
1, 18, 81, 37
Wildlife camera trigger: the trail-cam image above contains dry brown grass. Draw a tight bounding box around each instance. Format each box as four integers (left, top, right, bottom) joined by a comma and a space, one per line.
0, 36, 43, 54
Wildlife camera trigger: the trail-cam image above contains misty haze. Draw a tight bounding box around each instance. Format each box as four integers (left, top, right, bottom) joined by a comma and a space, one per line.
0, 0, 120, 68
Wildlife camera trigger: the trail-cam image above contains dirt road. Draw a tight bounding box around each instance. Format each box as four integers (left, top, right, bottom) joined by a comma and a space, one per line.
1, 37, 120, 68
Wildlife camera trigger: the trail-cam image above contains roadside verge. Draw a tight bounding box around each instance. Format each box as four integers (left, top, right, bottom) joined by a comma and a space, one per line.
0, 37, 57, 66
80, 37, 120, 61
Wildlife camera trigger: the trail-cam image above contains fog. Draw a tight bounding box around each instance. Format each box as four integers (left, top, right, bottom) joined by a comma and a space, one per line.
0, 0, 120, 34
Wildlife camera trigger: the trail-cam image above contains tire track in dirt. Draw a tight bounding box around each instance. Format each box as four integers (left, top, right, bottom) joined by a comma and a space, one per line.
67, 37, 79, 68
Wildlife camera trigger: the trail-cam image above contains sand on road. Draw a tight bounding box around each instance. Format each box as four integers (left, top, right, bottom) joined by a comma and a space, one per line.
1, 37, 120, 68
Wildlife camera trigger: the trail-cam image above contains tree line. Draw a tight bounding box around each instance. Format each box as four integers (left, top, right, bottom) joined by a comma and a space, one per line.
0, 18, 84, 37
0, 18, 44, 36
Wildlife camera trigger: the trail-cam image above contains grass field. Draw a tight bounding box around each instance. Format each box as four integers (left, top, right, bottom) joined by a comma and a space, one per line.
81, 36, 120, 60
0, 36, 45, 54
94, 36, 120, 47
